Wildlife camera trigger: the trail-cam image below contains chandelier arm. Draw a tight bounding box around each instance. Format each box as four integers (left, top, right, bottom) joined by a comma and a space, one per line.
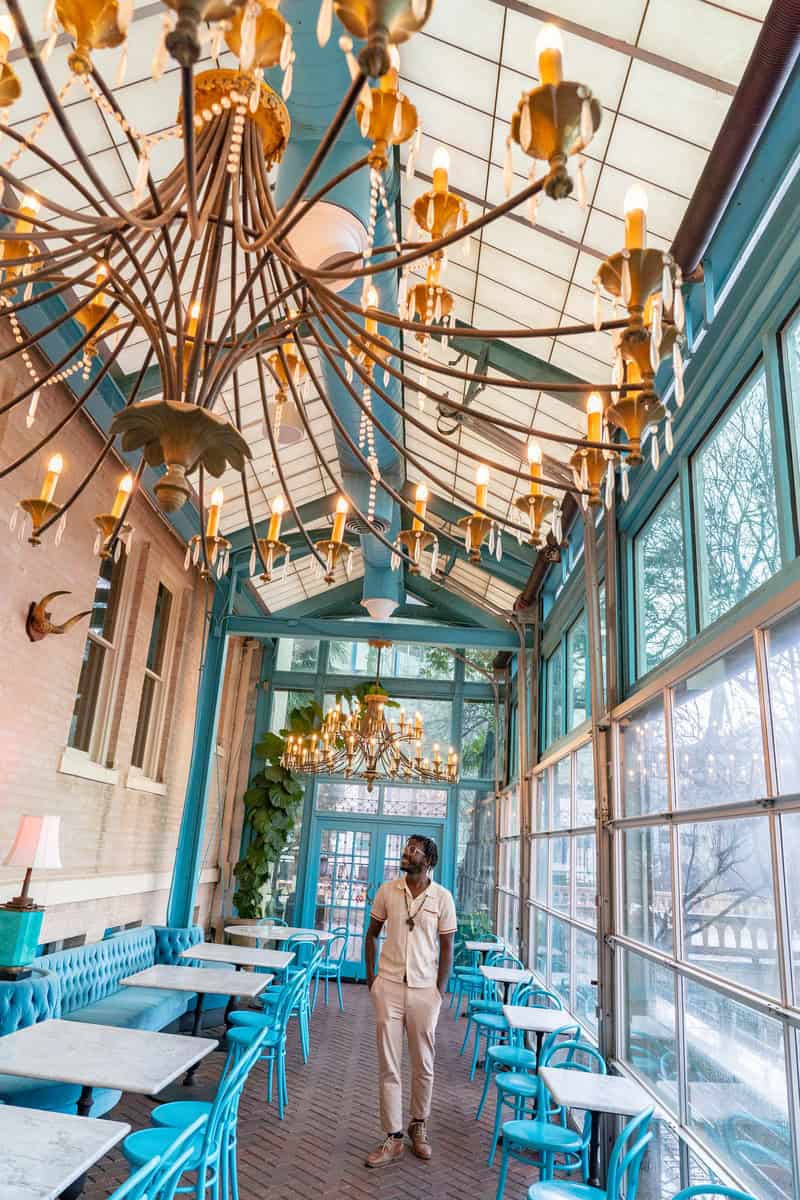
306, 306, 575, 541
327, 287, 630, 345
269, 69, 367, 245
276, 170, 546, 280
184, 174, 232, 407
312, 290, 620, 459
0, 268, 108, 368
274, 336, 420, 575
296, 320, 470, 560
322, 291, 634, 394
180, 66, 201, 242
0, 130, 114, 222
196, 466, 212, 578
277, 153, 373, 244
0, 317, 139, 479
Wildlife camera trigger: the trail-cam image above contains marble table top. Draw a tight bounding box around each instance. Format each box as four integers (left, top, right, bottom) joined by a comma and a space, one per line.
539, 1067, 664, 1118
225, 924, 334, 943
121, 964, 272, 997
480, 965, 531, 984
503, 1005, 576, 1033
181, 942, 295, 971
0, 1019, 217, 1094
465, 941, 506, 953
0, 1104, 129, 1200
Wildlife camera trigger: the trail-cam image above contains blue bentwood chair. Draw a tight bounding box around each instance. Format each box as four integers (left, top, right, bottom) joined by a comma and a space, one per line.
110, 1120, 207, 1200
123, 1028, 269, 1200
476, 985, 563, 1120
312, 926, 349, 1010
526, 1107, 655, 1200
225, 969, 310, 1118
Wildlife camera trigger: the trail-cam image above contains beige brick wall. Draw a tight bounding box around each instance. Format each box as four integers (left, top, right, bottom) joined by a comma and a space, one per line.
0, 336, 228, 944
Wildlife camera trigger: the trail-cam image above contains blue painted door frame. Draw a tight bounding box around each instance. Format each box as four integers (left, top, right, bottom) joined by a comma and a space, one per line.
302, 812, 448, 980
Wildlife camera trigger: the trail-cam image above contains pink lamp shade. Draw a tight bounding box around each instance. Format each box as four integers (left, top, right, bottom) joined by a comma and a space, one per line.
3, 815, 62, 871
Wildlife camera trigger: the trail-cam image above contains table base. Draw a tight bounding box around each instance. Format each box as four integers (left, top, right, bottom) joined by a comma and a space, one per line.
154, 1078, 218, 1104
588, 1110, 601, 1188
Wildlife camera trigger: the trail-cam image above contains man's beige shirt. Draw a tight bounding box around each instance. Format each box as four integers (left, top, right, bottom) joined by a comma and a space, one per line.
371, 877, 457, 988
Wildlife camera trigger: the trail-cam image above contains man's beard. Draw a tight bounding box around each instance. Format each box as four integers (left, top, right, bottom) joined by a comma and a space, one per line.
402, 861, 423, 875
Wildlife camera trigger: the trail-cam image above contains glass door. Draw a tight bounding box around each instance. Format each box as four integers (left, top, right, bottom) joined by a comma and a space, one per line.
308, 818, 445, 980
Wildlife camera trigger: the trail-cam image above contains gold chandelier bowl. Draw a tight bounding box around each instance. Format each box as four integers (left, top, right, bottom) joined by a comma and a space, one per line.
510, 82, 601, 199
75, 300, 119, 358
255, 536, 290, 582
514, 493, 554, 547
94, 513, 132, 559
266, 343, 307, 388
109, 400, 251, 513
458, 513, 493, 563
412, 189, 466, 240
408, 282, 453, 332
396, 527, 436, 573
349, 330, 392, 368
185, 70, 291, 167
335, 0, 434, 75
570, 446, 607, 507
55, 0, 126, 75
605, 391, 665, 465
17, 498, 60, 546
314, 537, 351, 584
597, 248, 664, 319
356, 74, 418, 169
0, 61, 21, 109
225, 4, 288, 69
163, 0, 247, 66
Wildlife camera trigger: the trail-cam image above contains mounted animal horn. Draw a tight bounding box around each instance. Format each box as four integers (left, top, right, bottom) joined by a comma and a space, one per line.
26, 591, 91, 643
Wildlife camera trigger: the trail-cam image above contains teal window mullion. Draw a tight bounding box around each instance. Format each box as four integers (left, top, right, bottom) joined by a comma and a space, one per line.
679, 458, 700, 642
763, 327, 797, 566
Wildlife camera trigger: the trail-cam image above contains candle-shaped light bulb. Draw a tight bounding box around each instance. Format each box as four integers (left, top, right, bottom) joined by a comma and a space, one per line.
364, 284, 379, 335
432, 144, 450, 194
17, 193, 41, 235
206, 486, 224, 538
40, 453, 63, 504
412, 482, 428, 531
475, 463, 490, 511
332, 496, 348, 543
623, 183, 648, 250
110, 472, 133, 519
536, 23, 563, 86
587, 392, 603, 442
267, 494, 285, 542
527, 439, 542, 496
187, 300, 201, 341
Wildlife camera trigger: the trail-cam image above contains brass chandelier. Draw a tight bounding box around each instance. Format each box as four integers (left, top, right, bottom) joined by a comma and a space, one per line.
281, 642, 458, 791
0, 2, 686, 581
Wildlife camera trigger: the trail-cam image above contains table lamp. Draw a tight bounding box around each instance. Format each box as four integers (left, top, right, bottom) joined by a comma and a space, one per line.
0, 814, 62, 979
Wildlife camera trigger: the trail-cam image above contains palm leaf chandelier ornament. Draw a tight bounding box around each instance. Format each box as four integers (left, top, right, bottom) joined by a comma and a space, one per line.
0, 1, 685, 582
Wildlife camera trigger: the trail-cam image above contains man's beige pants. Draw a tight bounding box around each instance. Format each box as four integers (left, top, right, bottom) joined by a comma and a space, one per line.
371, 976, 443, 1133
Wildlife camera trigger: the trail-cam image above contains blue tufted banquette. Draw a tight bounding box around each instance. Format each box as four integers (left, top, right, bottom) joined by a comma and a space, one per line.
0, 924, 228, 1116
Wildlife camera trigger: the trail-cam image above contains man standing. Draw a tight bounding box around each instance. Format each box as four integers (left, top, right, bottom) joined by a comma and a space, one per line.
364, 834, 456, 1168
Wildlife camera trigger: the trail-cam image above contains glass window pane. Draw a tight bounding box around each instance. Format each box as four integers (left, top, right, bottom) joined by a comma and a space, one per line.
575, 743, 595, 825
455, 788, 495, 931
534, 838, 548, 903
567, 613, 588, 730
535, 769, 549, 832
533, 908, 548, 978
550, 836, 570, 913
316, 781, 378, 814
765, 606, 800, 794
275, 638, 319, 671
635, 484, 688, 676
672, 640, 766, 809
599, 583, 607, 704
694, 368, 780, 627
88, 554, 125, 642
622, 826, 673, 951
381, 786, 447, 818
386, 643, 454, 679
679, 817, 778, 996
636, 1123, 682, 1200
131, 674, 157, 770
145, 584, 172, 674
574, 834, 596, 927
67, 639, 106, 752
552, 756, 571, 828
327, 640, 377, 674
573, 929, 597, 1034
270, 689, 315, 734
550, 917, 570, 1009
685, 979, 791, 1200
620, 695, 669, 816
464, 648, 497, 682
781, 812, 800, 1000
462, 700, 495, 778
545, 644, 564, 747
622, 950, 677, 1107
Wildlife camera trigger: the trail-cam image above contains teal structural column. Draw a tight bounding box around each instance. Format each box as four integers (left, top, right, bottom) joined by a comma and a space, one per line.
167, 577, 232, 927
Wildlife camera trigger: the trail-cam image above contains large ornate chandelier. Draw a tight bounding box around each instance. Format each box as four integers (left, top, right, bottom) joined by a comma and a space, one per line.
0, 1, 686, 581
281, 642, 458, 791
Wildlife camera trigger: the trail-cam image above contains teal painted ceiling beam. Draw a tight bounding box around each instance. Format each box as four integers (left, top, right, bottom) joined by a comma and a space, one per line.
224, 613, 523, 649
405, 575, 511, 631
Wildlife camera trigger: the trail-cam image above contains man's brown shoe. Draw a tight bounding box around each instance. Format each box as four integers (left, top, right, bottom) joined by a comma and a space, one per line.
408, 1120, 432, 1161
365, 1136, 405, 1168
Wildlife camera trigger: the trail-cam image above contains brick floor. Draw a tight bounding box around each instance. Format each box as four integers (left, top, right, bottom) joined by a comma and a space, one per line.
83, 983, 538, 1200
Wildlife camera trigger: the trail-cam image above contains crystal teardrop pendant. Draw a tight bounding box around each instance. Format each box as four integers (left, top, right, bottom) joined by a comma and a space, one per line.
426, 197, 435, 227
391, 551, 400, 571
26, 389, 40, 429
360, 103, 371, 139
649, 321, 661, 374
553, 504, 563, 543
249, 545, 256, 576
503, 136, 514, 198
651, 433, 660, 471
604, 462, 614, 510
430, 539, 439, 577
665, 416, 674, 455
55, 513, 67, 547
674, 279, 685, 333
621, 463, 630, 501
593, 282, 602, 332
282, 58, 294, 101
192, 539, 200, 566
9, 507, 17, 532
392, 96, 403, 140
527, 190, 538, 227
580, 457, 589, 491
580, 93, 594, 147
488, 525, 495, 555
662, 256, 674, 311
495, 530, 503, 561
520, 104, 532, 151
317, 0, 333, 46
114, 538, 123, 562
184, 545, 192, 570
240, 1, 257, 70
621, 253, 632, 307
576, 156, 587, 209
93, 531, 103, 557
280, 24, 293, 70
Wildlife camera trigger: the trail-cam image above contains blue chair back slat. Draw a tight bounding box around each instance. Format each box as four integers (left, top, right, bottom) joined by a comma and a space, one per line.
112, 1118, 209, 1200
606, 1108, 655, 1200
521, 984, 563, 1010
671, 1190, 757, 1200
325, 926, 349, 966
539, 1022, 581, 1062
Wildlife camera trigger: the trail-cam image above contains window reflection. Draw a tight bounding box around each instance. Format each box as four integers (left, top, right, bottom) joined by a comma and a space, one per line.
622, 950, 676, 1106
620, 695, 669, 816
766, 607, 800, 795
635, 484, 688, 676
623, 827, 673, 950
545, 644, 564, 747
672, 641, 766, 808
